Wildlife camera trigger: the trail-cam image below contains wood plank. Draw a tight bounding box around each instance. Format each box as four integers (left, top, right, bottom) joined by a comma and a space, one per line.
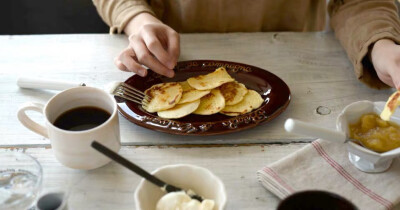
0, 33, 393, 146
1, 144, 305, 210
2, 144, 398, 210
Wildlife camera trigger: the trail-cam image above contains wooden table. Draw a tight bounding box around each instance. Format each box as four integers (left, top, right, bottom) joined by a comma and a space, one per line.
0, 32, 396, 209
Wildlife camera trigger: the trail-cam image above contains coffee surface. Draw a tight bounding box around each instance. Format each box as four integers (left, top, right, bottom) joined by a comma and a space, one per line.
53, 106, 111, 131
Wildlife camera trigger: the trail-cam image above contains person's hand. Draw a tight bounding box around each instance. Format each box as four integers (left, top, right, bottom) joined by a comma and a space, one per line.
371, 39, 400, 89
114, 13, 180, 78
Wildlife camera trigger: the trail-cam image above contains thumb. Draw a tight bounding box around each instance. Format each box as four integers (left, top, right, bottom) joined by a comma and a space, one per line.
389, 66, 400, 90
393, 77, 400, 90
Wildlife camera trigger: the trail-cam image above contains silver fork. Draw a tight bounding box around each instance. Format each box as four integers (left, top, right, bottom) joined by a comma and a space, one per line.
106, 82, 151, 107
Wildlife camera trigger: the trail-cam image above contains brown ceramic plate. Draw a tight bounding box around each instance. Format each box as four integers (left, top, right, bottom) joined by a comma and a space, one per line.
116, 60, 291, 136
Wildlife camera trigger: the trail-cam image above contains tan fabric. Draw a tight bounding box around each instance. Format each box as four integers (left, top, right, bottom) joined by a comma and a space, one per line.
92, 0, 400, 88
328, 0, 400, 89
92, 0, 155, 34
149, 0, 326, 32
257, 139, 400, 210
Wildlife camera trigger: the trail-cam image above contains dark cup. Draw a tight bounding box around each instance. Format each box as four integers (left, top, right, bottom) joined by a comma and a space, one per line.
277, 190, 358, 210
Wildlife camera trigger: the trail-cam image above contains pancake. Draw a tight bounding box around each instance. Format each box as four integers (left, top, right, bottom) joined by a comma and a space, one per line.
157, 100, 200, 119
219, 81, 248, 105
187, 67, 234, 90
193, 89, 225, 115
220, 90, 263, 116
143, 82, 182, 113
178, 81, 211, 104
179, 81, 193, 92
381, 90, 400, 121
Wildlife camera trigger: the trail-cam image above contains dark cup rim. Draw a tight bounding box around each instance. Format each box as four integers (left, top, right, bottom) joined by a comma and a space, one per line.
277, 190, 358, 210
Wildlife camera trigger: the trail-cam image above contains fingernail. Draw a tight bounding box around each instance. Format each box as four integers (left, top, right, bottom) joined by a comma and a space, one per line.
166, 70, 175, 78
167, 61, 175, 69
138, 69, 146, 77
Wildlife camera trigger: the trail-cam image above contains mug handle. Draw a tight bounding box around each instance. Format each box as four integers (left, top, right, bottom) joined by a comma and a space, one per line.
17, 102, 49, 138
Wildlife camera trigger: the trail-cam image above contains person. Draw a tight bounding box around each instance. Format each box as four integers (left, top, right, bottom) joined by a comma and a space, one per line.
92, 0, 400, 89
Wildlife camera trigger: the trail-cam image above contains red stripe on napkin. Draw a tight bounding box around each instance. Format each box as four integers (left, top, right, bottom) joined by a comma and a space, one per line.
312, 141, 393, 210
263, 167, 295, 194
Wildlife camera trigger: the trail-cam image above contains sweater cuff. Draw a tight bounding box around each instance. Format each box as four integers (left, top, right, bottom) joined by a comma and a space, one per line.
355, 29, 400, 89
109, 4, 155, 34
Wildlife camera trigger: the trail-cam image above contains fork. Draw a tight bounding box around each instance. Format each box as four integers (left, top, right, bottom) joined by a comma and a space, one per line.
106, 81, 151, 107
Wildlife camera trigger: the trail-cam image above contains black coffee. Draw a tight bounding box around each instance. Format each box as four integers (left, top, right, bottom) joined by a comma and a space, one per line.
53, 106, 111, 131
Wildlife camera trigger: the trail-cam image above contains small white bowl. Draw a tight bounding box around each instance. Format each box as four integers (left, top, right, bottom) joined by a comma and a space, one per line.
134, 164, 227, 210
337, 100, 400, 173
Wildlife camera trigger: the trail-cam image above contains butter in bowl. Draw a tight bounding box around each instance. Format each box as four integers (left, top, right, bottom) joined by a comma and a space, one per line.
134, 164, 227, 210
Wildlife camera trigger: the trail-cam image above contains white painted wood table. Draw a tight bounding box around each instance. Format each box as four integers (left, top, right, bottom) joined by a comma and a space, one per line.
0, 33, 397, 209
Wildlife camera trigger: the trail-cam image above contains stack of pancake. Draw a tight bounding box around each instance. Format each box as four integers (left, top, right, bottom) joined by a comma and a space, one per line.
143, 67, 263, 119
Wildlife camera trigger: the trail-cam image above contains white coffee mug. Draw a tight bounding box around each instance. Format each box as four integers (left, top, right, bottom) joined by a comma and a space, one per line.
17, 86, 120, 170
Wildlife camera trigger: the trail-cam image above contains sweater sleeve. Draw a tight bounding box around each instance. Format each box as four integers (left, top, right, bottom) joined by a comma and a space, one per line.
92, 0, 155, 34
328, 0, 400, 89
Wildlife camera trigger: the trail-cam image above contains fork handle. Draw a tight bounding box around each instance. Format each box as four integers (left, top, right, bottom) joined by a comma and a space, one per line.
17, 77, 85, 91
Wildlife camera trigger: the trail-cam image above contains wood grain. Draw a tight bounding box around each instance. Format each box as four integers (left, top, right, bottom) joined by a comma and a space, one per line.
1, 33, 398, 209
1, 144, 305, 210
0, 33, 393, 146
2, 145, 399, 210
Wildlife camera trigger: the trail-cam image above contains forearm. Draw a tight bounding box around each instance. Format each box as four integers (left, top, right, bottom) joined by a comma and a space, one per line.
124, 13, 161, 36
92, 0, 155, 34
370, 39, 395, 60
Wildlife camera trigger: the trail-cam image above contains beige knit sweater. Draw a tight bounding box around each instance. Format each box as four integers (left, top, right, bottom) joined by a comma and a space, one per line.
93, 0, 400, 88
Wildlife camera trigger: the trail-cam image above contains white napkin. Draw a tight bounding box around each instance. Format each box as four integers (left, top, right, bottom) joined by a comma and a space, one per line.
257, 139, 400, 210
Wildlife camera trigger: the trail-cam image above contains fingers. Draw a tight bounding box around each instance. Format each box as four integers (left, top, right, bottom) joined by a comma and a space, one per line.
167, 31, 180, 66
371, 40, 400, 89
114, 58, 127, 71
385, 77, 395, 88
115, 48, 148, 77
384, 61, 400, 90
131, 35, 174, 78
390, 68, 400, 89
143, 33, 175, 69
114, 23, 180, 78
376, 70, 395, 88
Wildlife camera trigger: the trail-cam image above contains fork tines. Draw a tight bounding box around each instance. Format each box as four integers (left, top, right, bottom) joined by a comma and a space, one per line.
111, 82, 150, 106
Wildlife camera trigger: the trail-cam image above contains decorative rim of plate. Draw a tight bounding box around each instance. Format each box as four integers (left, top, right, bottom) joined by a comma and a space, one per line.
116, 60, 291, 136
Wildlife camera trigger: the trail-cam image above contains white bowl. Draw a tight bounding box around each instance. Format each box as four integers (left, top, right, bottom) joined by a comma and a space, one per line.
134, 164, 227, 210
337, 100, 400, 173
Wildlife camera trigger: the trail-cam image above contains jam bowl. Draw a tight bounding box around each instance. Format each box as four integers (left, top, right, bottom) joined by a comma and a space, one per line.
337, 100, 400, 173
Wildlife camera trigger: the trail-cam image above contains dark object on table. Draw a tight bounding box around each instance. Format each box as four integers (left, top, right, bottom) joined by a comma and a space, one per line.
277, 190, 358, 210
36, 192, 68, 210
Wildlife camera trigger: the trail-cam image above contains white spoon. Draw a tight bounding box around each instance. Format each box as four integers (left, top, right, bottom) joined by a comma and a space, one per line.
284, 118, 347, 144
285, 118, 400, 155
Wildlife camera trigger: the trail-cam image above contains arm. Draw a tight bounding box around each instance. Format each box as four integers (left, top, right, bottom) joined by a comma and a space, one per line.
328, 0, 400, 89
93, 0, 179, 77
92, 0, 154, 34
